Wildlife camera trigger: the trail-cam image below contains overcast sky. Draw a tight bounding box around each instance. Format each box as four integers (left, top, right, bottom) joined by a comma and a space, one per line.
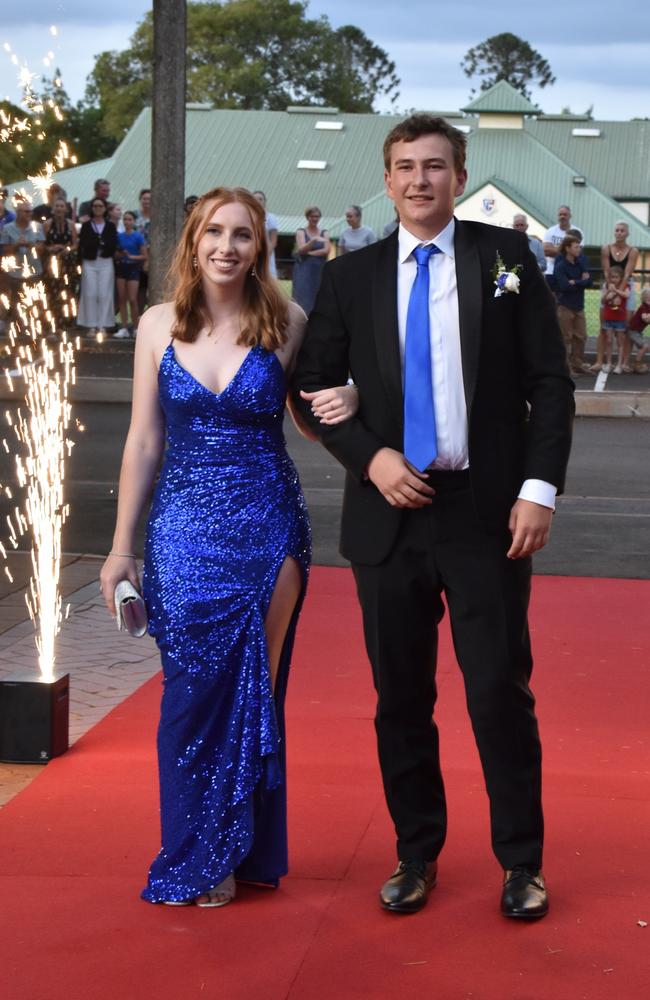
2, 1, 649, 121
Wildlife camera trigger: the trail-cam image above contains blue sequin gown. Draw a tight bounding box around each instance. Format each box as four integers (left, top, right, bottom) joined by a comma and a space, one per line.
140, 343, 311, 904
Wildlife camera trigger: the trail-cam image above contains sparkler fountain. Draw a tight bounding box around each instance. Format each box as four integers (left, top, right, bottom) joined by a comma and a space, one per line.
0, 28, 80, 759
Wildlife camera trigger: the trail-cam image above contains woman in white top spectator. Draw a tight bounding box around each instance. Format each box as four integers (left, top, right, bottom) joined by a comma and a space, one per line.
338, 206, 376, 255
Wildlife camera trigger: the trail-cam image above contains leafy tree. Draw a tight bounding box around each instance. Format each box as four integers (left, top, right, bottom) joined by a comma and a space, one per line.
0, 76, 116, 185
316, 25, 400, 113
0, 99, 30, 184
86, 0, 400, 141
461, 33, 555, 100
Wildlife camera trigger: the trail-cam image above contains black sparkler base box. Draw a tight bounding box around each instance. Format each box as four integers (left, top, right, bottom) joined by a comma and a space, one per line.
0, 672, 69, 763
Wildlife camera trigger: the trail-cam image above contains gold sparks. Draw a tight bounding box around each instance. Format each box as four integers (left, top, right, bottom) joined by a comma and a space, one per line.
1, 28, 78, 681
12, 334, 75, 680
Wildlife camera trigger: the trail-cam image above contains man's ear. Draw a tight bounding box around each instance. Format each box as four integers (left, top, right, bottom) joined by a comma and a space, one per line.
455, 169, 468, 198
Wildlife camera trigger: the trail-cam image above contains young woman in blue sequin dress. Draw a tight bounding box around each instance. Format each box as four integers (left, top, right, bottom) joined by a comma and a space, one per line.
100, 188, 357, 907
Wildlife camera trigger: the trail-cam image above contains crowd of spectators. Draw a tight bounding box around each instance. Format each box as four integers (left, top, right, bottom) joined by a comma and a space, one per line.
0, 182, 647, 370
0, 178, 153, 338
510, 207, 648, 378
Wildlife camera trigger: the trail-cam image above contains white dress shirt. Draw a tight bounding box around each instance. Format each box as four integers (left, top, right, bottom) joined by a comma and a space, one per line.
397, 220, 556, 510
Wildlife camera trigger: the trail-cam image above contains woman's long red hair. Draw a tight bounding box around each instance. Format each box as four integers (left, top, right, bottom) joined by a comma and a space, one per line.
167, 186, 289, 350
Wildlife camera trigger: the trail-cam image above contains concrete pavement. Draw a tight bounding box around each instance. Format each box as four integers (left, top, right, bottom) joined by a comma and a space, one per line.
1, 332, 649, 415
0, 554, 160, 809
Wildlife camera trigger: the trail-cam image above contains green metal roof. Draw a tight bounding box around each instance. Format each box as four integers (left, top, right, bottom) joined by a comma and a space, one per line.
6, 103, 649, 249
462, 80, 540, 115
104, 105, 404, 232
528, 118, 650, 200
460, 126, 650, 247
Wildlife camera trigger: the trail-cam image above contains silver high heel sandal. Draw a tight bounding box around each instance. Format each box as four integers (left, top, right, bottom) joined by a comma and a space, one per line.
195, 873, 236, 908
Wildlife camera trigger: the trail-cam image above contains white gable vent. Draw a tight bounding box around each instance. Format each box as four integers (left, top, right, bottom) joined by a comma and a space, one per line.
315, 121, 343, 131
571, 128, 601, 137
297, 159, 328, 170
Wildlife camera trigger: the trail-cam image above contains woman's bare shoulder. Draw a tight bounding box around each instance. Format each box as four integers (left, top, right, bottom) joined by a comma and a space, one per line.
136, 302, 177, 364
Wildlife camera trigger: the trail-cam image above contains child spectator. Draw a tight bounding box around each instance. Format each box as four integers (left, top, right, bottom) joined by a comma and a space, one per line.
113, 210, 147, 338
625, 287, 650, 373
553, 235, 593, 374
601, 265, 630, 374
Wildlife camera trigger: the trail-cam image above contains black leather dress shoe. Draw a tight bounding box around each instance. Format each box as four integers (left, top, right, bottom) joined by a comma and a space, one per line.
501, 866, 548, 919
380, 860, 438, 914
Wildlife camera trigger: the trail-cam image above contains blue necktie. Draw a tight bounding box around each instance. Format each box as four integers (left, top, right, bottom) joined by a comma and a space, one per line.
404, 243, 441, 472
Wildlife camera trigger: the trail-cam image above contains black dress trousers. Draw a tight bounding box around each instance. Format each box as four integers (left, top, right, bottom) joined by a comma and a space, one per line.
352, 474, 543, 870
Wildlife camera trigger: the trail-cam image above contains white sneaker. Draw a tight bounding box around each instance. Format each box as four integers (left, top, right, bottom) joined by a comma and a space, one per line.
602, 364, 612, 374
113, 327, 131, 339
613, 364, 623, 375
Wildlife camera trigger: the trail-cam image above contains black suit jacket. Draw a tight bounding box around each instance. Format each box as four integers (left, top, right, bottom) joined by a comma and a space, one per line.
291, 220, 575, 565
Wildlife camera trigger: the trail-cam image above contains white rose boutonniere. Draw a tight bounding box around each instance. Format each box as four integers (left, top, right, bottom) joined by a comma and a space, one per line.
492, 252, 522, 298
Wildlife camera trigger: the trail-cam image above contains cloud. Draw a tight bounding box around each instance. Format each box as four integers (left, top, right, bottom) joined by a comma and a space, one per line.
2, 2, 649, 122
314, 0, 650, 44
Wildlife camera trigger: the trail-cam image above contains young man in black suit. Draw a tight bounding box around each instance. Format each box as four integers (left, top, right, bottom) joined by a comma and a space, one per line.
292, 115, 574, 919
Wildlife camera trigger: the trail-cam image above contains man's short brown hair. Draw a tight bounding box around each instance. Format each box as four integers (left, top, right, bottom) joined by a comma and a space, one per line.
383, 114, 467, 173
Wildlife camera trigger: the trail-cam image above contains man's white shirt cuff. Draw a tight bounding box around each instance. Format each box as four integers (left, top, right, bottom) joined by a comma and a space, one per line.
517, 479, 557, 511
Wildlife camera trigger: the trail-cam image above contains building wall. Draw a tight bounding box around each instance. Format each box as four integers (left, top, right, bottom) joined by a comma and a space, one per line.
618, 201, 649, 226
455, 183, 546, 240
477, 114, 523, 130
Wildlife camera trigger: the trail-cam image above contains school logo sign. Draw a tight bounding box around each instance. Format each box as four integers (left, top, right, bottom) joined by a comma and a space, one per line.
481, 197, 496, 215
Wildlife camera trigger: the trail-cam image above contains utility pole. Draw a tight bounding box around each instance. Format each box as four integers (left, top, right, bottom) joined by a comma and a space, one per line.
149, 0, 187, 304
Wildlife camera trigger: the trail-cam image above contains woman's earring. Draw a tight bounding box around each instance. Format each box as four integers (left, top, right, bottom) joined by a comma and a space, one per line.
192, 256, 198, 268
250, 265, 257, 278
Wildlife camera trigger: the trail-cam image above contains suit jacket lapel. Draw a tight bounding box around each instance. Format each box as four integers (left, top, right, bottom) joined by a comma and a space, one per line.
372, 230, 404, 431
454, 220, 482, 418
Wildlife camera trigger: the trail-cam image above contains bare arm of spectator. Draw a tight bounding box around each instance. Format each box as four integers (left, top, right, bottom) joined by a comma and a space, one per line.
543, 233, 558, 258
295, 229, 315, 255
311, 231, 330, 258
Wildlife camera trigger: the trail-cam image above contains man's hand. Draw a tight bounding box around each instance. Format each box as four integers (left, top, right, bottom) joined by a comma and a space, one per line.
507, 499, 553, 559
367, 448, 435, 508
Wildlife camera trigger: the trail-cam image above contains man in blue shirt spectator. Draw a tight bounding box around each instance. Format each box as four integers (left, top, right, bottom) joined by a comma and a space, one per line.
513, 214, 546, 271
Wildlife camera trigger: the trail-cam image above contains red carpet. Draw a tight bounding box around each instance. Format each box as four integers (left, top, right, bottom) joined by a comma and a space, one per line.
1, 568, 649, 999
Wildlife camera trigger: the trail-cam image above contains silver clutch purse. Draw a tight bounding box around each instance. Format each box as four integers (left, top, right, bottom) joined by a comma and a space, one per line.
114, 580, 148, 638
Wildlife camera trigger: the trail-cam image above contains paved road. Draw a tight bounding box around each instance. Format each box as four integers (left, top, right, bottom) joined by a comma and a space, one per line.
0, 405, 647, 579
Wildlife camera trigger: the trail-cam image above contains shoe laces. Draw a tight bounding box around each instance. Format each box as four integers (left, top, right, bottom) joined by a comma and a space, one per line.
397, 859, 427, 876
505, 865, 543, 886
